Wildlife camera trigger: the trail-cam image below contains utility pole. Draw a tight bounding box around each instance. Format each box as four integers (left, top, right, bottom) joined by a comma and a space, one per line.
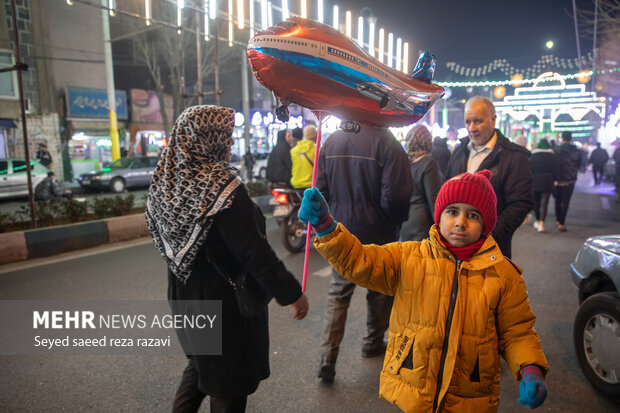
101, 0, 121, 161
7, 0, 36, 227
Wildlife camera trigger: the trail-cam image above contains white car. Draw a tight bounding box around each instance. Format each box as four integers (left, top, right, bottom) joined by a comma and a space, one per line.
0, 158, 49, 199
570, 235, 620, 401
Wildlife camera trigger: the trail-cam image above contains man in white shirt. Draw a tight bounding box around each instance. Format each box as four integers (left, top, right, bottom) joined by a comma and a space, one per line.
446, 96, 533, 258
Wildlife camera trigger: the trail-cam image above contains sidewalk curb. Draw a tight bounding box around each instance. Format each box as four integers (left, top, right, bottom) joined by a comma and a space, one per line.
0, 195, 273, 266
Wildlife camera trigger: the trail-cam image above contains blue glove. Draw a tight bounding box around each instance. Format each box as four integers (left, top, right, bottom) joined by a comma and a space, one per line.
518, 365, 547, 409
298, 188, 337, 237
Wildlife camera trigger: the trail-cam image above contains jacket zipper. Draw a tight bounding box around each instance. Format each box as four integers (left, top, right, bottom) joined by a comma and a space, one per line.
432, 258, 461, 413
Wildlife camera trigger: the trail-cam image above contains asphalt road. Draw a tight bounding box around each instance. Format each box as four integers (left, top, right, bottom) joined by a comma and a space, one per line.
0, 173, 619, 412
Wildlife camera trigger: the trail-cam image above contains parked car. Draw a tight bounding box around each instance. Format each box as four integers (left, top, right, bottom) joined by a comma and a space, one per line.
78, 156, 159, 193
570, 235, 620, 400
0, 158, 49, 199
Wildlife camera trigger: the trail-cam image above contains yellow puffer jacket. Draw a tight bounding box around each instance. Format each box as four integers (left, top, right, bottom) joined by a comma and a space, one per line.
290, 139, 316, 188
314, 224, 548, 413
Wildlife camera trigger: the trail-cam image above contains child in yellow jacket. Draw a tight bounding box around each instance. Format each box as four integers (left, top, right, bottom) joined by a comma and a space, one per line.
299, 170, 549, 413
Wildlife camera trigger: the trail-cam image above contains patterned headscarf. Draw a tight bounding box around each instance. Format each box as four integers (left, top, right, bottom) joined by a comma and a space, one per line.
406, 125, 433, 159
146, 105, 242, 283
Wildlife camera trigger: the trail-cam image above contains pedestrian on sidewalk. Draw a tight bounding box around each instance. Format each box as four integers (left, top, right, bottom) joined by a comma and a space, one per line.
588, 142, 609, 185
300, 170, 549, 412
241, 145, 256, 182
289, 125, 317, 189
613, 143, 620, 193
554, 131, 581, 232
530, 139, 557, 233
266, 129, 296, 187
315, 124, 412, 383
400, 125, 443, 242
146, 105, 309, 413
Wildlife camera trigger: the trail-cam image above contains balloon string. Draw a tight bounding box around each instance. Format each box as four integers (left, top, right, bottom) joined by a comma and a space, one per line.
301, 111, 324, 292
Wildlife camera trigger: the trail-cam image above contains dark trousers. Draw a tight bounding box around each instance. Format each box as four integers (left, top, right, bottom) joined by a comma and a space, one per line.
554, 184, 575, 225
173, 358, 248, 413
320, 269, 393, 364
592, 165, 605, 185
533, 191, 551, 222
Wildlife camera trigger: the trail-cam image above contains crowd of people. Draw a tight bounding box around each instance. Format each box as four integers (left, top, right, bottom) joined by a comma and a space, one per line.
145, 96, 620, 413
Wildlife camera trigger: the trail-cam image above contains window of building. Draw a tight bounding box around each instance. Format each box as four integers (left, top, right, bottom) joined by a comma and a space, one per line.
0, 49, 17, 99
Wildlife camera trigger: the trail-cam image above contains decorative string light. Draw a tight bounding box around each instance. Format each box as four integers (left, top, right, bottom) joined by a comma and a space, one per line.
204, 0, 209, 39
145, 0, 151, 26
228, 0, 233, 46
345, 11, 351, 37
238, 0, 244, 29
445, 52, 595, 79
332, 5, 339, 30
249, 0, 254, 37
357, 16, 363, 46
436, 67, 620, 88
210, 0, 217, 19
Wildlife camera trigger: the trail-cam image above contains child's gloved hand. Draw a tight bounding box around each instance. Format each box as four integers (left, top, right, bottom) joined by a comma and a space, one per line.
298, 188, 337, 237
518, 365, 547, 409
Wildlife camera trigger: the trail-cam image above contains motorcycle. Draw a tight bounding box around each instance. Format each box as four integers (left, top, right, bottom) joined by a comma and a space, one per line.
269, 186, 310, 253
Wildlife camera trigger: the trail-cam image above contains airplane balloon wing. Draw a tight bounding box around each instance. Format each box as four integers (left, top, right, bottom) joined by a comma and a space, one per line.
247, 17, 444, 128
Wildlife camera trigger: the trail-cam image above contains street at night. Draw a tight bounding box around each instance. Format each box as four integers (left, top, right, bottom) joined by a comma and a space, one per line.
1, 174, 619, 412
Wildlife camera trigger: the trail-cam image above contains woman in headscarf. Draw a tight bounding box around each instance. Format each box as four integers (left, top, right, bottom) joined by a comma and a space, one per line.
399, 125, 443, 242
530, 138, 557, 233
146, 106, 308, 413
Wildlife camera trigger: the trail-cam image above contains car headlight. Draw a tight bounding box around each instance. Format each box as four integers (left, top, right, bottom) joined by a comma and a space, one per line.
92, 174, 112, 180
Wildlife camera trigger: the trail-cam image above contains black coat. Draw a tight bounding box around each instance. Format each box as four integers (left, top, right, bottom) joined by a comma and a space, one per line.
445, 130, 533, 258
555, 143, 581, 183
266, 138, 292, 184
530, 149, 557, 193
400, 156, 442, 242
589, 148, 609, 167
431, 137, 451, 178
317, 126, 412, 244
168, 186, 302, 397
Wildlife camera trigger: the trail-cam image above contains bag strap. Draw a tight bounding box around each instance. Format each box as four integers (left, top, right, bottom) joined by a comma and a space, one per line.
205, 248, 239, 289
302, 153, 314, 167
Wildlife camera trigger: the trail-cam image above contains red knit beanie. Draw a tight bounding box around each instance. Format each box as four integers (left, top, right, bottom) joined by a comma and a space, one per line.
434, 169, 497, 236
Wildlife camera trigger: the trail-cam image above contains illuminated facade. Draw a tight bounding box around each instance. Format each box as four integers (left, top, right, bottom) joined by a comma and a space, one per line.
494, 72, 606, 144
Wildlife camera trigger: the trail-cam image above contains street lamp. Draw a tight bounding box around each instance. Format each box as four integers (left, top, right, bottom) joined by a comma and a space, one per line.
545, 40, 554, 49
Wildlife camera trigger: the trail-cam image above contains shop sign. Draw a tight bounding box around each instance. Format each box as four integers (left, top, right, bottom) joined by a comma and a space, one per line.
66, 86, 128, 120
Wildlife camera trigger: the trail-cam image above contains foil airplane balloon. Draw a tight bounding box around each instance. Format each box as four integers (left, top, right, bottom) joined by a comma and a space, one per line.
247, 17, 445, 128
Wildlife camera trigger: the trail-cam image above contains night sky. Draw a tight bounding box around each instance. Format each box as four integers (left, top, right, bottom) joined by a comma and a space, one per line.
332, 0, 597, 79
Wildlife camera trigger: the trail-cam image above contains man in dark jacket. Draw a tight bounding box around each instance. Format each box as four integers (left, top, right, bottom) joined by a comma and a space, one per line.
35, 171, 67, 201
36, 143, 52, 169
266, 129, 295, 186
315, 125, 413, 383
554, 131, 582, 231
614, 143, 620, 193
446, 96, 533, 258
588, 142, 609, 185
431, 136, 450, 179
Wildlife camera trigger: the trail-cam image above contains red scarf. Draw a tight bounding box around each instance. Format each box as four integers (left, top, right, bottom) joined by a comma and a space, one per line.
440, 235, 487, 261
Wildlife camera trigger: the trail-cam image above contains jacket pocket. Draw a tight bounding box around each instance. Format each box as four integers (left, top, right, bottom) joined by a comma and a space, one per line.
477, 341, 500, 393
385, 326, 427, 389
